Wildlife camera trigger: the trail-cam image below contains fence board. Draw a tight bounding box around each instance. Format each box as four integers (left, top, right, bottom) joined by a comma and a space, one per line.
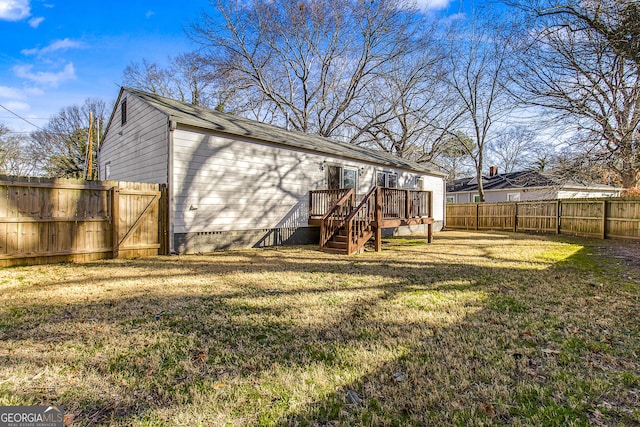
446, 203, 479, 230
478, 203, 515, 231
516, 201, 558, 233
446, 197, 640, 240
0, 176, 168, 267
560, 200, 604, 238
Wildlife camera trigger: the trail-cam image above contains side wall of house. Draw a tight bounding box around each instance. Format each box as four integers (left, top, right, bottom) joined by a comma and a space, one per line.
172, 126, 444, 253
557, 189, 619, 199
99, 93, 169, 183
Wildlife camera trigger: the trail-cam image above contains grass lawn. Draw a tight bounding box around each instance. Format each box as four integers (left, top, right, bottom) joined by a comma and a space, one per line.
1, 231, 639, 426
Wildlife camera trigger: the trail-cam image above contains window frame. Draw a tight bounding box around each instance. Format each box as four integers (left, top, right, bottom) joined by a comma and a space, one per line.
121, 98, 127, 126
342, 167, 358, 190
376, 171, 398, 188
327, 165, 358, 190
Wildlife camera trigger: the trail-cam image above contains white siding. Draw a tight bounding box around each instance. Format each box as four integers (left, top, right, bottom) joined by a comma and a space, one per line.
99, 92, 169, 183
172, 127, 445, 234
420, 174, 445, 225
557, 189, 618, 199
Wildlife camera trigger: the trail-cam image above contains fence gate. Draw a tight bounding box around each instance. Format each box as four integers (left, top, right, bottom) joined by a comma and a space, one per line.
112, 184, 168, 258
0, 177, 169, 267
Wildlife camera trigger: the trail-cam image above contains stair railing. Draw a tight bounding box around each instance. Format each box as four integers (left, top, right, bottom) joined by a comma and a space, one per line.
344, 186, 378, 254
319, 188, 355, 249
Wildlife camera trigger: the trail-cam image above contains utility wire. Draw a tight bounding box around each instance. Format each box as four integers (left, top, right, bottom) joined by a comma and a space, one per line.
0, 103, 46, 131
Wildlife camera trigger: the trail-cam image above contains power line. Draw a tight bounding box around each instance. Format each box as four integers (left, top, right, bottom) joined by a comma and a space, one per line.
0, 116, 49, 120
0, 103, 46, 131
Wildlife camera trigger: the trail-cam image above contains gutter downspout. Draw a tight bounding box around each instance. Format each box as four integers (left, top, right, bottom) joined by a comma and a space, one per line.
168, 118, 177, 254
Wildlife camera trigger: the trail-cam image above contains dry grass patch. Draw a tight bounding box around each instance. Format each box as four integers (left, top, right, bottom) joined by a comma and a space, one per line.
1, 231, 639, 426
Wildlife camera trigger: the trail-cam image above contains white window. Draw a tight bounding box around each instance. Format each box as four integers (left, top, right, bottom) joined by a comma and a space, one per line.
104, 162, 111, 180
376, 171, 398, 188
473, 194, 481, 202
507, 193, 521, 202
328, 165, 357, 189
446, 196, 455, 204
342, 168, 357, 189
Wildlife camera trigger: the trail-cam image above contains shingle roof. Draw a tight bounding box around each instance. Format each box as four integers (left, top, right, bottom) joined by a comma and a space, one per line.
122, 87, 444, 176
447, 170, 613, 192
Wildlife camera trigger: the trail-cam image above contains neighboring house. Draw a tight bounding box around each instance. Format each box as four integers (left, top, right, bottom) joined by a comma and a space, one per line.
99, 88, 446, 254
447, 168, 621, 203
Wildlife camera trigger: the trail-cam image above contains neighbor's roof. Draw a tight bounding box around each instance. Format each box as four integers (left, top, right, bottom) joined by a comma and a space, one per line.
118, 87, 444, 176
447, 170, 616, 193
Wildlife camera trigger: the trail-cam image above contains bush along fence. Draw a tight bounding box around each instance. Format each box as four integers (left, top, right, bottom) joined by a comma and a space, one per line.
446, 198, 640, 240
0, 176, 169, 267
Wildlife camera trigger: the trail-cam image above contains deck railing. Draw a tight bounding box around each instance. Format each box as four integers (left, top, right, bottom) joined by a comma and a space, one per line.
310, 187, 432, 221
319, 188, 355, 248
309, 189, 352, 217
380, 188, 432, 220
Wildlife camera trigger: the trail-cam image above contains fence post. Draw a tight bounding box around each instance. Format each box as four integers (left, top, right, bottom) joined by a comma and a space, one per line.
111, 186, 120, 258
556, 201, 561, 235
513, 202, 518, 233
475, 203, 479, 231
602, 200, 607, 239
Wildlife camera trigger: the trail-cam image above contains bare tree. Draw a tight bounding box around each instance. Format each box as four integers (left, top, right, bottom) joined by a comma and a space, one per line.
442, 12, 521, 201
122, 54, 232, 110
122, 59, 173, 97
190, 0, 422, 137
0, 124, 36, 176
346, 37, 451, 159
509, 0, 640, 65
487, 126, 548, 173
30, 99, 107, 179
510, 0, 640, 188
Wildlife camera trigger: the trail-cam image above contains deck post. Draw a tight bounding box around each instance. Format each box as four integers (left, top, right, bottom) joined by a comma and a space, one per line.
346, 219, 353, 255
405, 189, 410, 219
427, 192, 433, 244
375, 187, 382, 252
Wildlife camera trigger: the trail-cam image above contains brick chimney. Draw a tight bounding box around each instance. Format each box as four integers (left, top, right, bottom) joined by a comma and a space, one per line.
489, 166, 498, 177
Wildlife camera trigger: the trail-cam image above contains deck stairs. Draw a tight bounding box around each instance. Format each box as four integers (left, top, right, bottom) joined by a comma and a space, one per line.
310, 186, 434, 255
319, 187, 377, 255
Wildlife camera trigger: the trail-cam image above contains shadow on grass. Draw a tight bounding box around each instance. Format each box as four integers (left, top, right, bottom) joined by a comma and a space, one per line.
0, 236, 638, 425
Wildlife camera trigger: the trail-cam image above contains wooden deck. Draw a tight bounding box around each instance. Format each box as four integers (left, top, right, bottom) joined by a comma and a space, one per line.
308, 187, 434, 254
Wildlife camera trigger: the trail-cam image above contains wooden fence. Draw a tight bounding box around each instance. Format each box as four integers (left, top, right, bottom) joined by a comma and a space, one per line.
446, 198, 640, 240
0, 176, 169, 267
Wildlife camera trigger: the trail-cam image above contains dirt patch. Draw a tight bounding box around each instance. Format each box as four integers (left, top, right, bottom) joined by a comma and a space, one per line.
592, 238, 640, 281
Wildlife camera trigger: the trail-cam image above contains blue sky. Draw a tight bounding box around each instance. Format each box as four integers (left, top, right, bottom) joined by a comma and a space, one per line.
0, 0, 459, 133
0, 0, 213, 132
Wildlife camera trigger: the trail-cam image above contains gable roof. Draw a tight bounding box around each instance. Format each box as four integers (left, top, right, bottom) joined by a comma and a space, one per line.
107, 87, 444, 177
447, 170, 616, 193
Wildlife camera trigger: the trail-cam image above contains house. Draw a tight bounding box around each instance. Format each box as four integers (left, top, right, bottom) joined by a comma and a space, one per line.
99, 88, 446, 254
446, 167, 621, 203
